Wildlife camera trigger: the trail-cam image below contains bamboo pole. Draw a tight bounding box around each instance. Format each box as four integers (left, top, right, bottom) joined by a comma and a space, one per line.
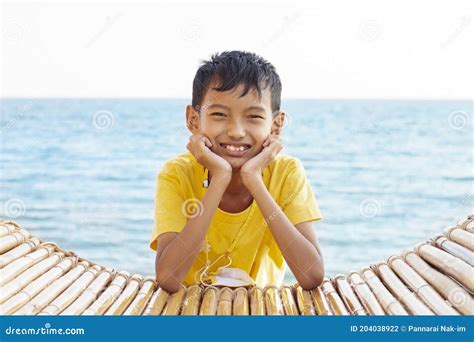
3, 257, 74, 315
347, 271, 385, 315
388, 255, 459, 315
294, 284, 315, 315
0, 221, 19, 237
280, 285, 299, 315
103, 274, 143, 315
0, 238, 40, 268
415, 243, 474, 292
403, 251, 474, 315
14, 261, 88, 315
0, 244, 55, 287
373, 262, 433, 315
457, 215, 474, 233
142, 288, 169, 315
334, 275, 367, 315
249, 287, 265, 315
82, 271, 130, 315
0, 250, 63, 304
443, 227, 474, 251
433, 236, 473, 266
310, 286, 332, 315
360, 267, 408, 315
199, 286, 219, 315
264, 285, 284, 315
60, 269, 114, 315
0, 229, 29, 254
38, 264, 100, 315
321, 278, 349, 315
233, 288, 249, 315
161, 286, 186, 315
123, 276, 156, 315
216, 287, 233, 315
180, 285, 202, 315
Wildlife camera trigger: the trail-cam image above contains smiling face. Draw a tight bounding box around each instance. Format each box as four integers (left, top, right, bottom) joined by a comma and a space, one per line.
187, 81, 284, 169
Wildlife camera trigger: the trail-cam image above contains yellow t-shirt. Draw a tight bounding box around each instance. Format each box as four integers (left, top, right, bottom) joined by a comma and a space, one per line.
149, 151, 322, 288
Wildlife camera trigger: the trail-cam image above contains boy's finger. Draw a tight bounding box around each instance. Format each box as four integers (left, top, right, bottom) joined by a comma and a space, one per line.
204, 137, 212, 147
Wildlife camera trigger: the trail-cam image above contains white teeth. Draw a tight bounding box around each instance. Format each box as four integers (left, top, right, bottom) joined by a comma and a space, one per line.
224, 144, 248, 152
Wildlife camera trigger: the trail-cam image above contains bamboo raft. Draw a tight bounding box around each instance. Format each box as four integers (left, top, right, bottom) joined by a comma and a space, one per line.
0, 215, 472, 316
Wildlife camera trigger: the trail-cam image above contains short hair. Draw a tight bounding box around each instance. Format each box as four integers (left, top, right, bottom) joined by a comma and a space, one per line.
192, 51, 282, 113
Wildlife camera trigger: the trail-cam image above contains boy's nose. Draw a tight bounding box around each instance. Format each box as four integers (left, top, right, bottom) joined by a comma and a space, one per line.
226, 123, 246, 139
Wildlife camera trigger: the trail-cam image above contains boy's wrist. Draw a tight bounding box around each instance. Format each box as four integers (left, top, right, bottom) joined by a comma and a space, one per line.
209, 171, 232, 187
242, 173, 263, 191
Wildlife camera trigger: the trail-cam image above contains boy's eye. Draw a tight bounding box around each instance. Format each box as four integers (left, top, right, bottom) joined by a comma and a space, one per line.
210, 112, 226, 117
248, 114, 265, 119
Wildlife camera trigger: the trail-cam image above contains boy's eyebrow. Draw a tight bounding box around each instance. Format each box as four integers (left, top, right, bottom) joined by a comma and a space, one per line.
207, 104, 267, 112
207, 104, 230, 111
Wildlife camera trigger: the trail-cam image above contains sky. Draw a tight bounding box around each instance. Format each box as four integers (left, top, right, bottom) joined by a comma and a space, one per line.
1, 0, 473, 99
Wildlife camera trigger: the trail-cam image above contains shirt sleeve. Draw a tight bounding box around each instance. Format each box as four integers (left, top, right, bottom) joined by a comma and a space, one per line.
149, 163, 187, 251
280, 158, 322, 225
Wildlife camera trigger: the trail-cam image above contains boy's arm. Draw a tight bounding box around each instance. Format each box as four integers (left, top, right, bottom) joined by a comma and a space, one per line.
155, 132, 231, 293
154, 172, 230, 293
244, 177, 324, 290
240, 134, 324, 290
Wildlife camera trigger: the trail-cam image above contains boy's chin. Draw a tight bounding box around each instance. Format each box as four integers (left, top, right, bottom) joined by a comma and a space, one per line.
222, 155, 249, 169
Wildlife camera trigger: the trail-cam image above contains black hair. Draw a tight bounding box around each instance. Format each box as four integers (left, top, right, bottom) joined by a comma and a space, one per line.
192, 51, 282, 113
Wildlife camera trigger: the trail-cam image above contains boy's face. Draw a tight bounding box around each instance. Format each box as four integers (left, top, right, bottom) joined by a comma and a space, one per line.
187, 81, 284, 169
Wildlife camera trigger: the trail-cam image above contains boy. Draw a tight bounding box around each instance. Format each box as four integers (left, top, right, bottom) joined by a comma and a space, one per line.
149, 51, 323, 293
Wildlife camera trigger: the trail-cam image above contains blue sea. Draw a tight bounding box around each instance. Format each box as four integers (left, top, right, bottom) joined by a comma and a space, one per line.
0, 99, 472, 284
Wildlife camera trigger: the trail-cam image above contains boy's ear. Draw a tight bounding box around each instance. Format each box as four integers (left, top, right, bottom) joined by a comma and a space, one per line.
186, 105, 200, 133
271, 111, 285, 135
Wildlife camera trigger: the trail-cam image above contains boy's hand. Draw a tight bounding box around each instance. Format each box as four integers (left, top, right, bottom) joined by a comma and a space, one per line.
186, 134, 232, 180
241, 134, 282, 185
